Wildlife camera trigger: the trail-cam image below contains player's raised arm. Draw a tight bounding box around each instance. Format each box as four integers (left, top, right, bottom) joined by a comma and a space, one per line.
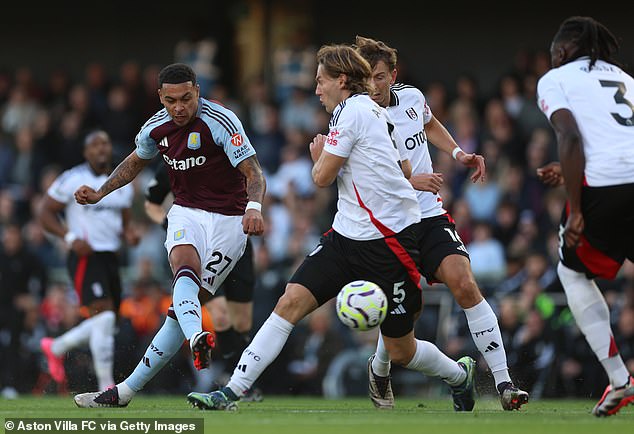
310, 133, 347, 187
75, 151, 151, 205
236, 155, 266, 236
425, 115, 486, 183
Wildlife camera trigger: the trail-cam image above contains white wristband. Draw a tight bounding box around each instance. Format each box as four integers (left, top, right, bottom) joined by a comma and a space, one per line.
64, 231, 78, 246
245, 201, 262, 212
451, 147, 464, 160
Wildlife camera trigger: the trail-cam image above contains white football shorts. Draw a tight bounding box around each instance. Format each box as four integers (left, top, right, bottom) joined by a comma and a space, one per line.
165, 204, 247, 294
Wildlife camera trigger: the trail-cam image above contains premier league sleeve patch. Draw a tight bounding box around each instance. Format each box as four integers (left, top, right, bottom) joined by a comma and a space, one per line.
187, 132, 201, 150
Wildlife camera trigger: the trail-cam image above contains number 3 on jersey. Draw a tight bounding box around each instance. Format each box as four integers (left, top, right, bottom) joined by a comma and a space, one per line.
203, 250, 233, 287
599, 80, 634, 126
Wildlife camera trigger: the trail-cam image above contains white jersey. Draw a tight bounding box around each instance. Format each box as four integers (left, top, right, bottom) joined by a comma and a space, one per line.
47, 163, 134, 251
387, 84, 446, 218
537, 57, 634, 187
324, 93, 421, 240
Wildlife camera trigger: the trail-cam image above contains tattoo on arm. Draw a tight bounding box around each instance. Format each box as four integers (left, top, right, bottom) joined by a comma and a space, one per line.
238, 156, 266, 203
98, 153, 149, 197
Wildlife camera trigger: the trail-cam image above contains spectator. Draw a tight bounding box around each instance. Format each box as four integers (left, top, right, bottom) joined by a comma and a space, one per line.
101, 84, 138, 161
174, 27, 221, 98
0, 223, 47, 396
1, 85, 39, 135
272, 28, 317, 104
466, 220, 506, 288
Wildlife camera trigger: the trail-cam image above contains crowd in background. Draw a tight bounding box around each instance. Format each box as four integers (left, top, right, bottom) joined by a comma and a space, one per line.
1, 33, 633, 402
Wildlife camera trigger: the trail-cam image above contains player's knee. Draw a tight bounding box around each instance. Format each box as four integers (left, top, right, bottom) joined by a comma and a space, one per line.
274, 291, 302, 318
557, 262, 606, 316
447, 274, 482, 308
388, 346, 412, 366
88, 299, 114, 316
207, 299, 230, 324
273, 284, 316, 324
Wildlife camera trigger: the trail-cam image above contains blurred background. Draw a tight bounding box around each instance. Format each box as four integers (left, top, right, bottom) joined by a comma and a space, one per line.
1, 0, 633, 401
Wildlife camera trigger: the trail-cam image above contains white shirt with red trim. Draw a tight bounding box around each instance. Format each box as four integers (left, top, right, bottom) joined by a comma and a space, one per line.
387, 84, 446, 218
324, 94, 421, 241
538, 57, 634, 187
47, 163, 134, 251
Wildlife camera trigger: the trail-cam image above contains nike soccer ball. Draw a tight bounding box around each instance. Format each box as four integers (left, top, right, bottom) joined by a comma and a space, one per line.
336, 280, 388, 331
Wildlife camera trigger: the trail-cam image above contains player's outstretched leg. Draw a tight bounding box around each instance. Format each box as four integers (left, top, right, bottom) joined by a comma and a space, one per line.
592, 376, 634, 417
40, 337, 66, 384
451, 356, 476, 411
497, 381, 529, 410
74, 385, 131, 408
188, 387, 239, 411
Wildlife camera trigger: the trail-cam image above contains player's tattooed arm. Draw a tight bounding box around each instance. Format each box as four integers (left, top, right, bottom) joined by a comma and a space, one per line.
238, 155, 266, 204
99, 152, 150, 196
75, 152, 151, 205
237, 155, 266, 236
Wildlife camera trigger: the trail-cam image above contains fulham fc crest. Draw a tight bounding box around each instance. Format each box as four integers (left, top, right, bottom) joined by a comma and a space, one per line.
187, 132, 201, 150
406, 107, 418, 121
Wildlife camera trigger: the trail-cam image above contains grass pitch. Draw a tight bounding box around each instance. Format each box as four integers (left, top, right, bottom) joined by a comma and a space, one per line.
1, 395, 632, 434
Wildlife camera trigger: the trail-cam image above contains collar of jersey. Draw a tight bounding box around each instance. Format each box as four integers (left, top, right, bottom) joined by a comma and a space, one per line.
195, 98, 204, 118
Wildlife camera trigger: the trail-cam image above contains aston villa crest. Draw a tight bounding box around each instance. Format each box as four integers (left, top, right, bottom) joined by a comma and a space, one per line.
187, 132, 201, 150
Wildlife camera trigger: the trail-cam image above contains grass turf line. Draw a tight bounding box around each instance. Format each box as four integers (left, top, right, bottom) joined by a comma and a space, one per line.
1, 396, 632, 434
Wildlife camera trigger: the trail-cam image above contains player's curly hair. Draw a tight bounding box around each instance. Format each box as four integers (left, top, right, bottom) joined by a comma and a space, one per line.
317, 44, 371, 94
158, 63, 197, 87
554, 16, 621, 69
353, 36, 398, 70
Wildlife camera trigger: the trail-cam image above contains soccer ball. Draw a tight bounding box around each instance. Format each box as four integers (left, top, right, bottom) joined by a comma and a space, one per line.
336, 280, 387, 331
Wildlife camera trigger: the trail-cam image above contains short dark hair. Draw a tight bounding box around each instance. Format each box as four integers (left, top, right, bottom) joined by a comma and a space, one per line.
83, 130, 110, 148
158, 63, 197, 87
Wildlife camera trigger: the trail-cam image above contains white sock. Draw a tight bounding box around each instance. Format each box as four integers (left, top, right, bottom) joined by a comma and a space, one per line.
405, 340, 466, 386
124, 316, 185, 393
558, 263, 630, 387
371, 334, 391, 377
227, 312, 294, 396
171, 268, 202, 341
464, 299, 511, 386
51, 315, 96, 355
88, 311, 116, 390
116, 382, 135, 403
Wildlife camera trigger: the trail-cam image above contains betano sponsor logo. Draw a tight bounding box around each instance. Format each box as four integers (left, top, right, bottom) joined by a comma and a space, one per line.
163, 154, 206, 170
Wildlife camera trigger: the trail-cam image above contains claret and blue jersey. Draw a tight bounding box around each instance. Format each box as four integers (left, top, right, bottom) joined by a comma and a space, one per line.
135, 98, 256, 215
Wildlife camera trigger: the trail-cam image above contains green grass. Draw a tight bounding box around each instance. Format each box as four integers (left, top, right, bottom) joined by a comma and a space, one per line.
1, 396, 633, 434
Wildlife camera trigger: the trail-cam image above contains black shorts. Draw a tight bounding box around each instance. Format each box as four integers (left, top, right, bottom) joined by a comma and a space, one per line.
415, 214, 470, 283
288, 225, 422, 338
211, 238, 255, 303
559, 182, 634, 279
67, 251, 122, 309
